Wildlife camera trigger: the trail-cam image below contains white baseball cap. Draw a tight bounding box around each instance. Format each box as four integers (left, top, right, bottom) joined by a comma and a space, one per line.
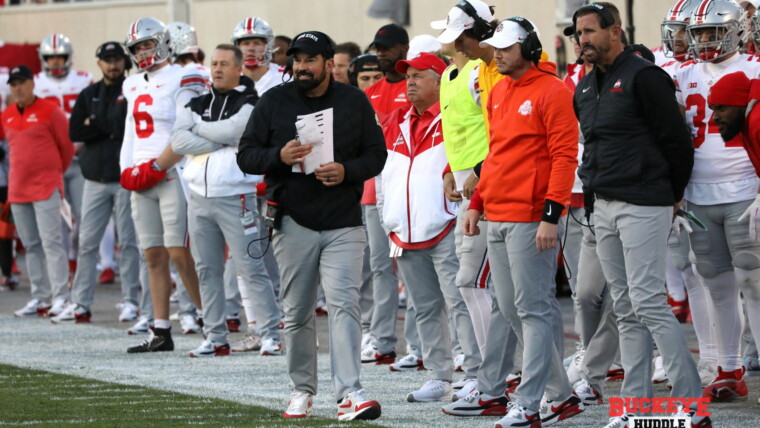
408, 34, 443, 58
479, 19, 537, 49
431, 0, 495, 44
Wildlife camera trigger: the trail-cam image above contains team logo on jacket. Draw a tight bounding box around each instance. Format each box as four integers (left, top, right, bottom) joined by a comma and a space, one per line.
26, 114, 38, 123
611, 79, 623, 92
518, 100, 532, 116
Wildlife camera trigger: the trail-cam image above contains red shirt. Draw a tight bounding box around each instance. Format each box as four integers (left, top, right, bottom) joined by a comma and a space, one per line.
2, 98, 73, 203
362, 77, 411, 205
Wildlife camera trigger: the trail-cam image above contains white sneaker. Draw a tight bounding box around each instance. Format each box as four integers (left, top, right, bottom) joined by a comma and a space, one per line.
230, 333, 261, 352
50, 302, 90, 324
117, 302, 139, 322
169, 311, 180, 321
390, 353, 424, 371
14, 299, 50, 317
603, 414, 632, 428
188, 339, 230, 357
180, 314, 200, 334
361, 332, 372, 348
337, 388, 381, 421
47, 298, 67, 317
282, 391, 313, 418
564, 343, 584, 370
538, 393, 585, 425
454, 353, 465, 372
652, 355, 668, 383
260, 337, 283, 356
127, 316, 151, 335
452, 378, 478, 401
566, 347, 585, 385
169, 289, 179, 304
442, 389, 510, 416
698, 361, 717, 387
406, 379, 453, 402
494, 402, 541, 428
573, 379, 603, 405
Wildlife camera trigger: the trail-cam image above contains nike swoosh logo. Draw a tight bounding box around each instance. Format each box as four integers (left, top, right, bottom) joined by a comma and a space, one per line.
582, 87, 590, 93
371, 95, 381, 99
547, 206, 552, 216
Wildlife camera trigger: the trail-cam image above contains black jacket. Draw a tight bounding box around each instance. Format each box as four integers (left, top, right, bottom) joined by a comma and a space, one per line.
69, 79, 127, 182
237, 81, 387, 231
575, 47, 693, 205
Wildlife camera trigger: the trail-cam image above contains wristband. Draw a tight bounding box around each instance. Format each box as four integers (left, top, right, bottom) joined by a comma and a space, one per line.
542, 199, 564, 224
152, 161, 162, 172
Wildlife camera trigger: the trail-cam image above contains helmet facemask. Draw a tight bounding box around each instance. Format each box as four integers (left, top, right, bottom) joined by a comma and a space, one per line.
687, 23, 743, 62
661, 22, 690, 60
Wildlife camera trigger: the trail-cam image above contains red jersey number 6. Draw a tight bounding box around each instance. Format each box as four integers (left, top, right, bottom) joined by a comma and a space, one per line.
133, 94, 154, 139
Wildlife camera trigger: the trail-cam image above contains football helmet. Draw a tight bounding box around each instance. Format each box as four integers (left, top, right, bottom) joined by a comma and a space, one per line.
125, 17, 172, 71
752, 7, 760, 42
167, 22, 199, 59
231, 17, 274, 68
661, 0, 700, 59
39, 33, 73, 78
687, 0, 747, 62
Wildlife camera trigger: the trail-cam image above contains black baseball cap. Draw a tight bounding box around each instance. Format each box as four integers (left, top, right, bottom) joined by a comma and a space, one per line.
372, 24, 409, 49
97, 41, 127, 60
286, 31, 336, 58
7, 65, 33, 84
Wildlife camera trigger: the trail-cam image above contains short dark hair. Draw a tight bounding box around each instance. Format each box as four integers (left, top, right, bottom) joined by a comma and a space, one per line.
197, 48, 205, 63
214, 43, 243, 66
575, 2, 622, 28
335, 42, 361, 59
275, 35, 292, 45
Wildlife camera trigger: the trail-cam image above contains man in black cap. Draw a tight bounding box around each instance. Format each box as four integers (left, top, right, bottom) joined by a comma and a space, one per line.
237, 31, 387, 421
365, 23, 410, 122
51, 42, 143, 325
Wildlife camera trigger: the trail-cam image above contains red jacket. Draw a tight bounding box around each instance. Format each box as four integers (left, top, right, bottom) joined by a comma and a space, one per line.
478, 63, 578, 222
2, 98, 73, 203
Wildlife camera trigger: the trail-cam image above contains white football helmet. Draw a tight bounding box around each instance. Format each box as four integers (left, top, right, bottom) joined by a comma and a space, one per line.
661, 0, 700, 59
167, 22, 199, 59
231, 17, 274, 68
125, 17, 172, 71
752, 8, 760, 42
687, 0, 747, 62
39, 33, 73, 78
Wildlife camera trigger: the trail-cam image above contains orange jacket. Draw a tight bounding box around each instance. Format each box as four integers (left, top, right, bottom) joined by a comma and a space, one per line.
479, 63, 578, 222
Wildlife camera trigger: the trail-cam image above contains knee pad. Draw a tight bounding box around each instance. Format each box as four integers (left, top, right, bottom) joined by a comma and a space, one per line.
695, 261, 719, 279
672, 255, 691, 272
734, 250, 760, 271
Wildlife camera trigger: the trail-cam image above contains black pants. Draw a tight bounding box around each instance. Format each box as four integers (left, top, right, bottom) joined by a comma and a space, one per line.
0, 186, 12, 278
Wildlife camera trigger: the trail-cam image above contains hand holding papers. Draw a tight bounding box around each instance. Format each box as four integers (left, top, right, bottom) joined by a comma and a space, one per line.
292, 108, 334, 175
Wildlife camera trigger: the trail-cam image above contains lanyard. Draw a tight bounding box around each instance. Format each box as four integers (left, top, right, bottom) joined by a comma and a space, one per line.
240, 194, 247, 212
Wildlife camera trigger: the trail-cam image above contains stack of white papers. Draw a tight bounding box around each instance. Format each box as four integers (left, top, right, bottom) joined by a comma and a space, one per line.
293, 108, 334, 175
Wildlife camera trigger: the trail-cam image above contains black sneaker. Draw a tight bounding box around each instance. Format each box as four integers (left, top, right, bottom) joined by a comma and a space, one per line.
127, 327, 174, 353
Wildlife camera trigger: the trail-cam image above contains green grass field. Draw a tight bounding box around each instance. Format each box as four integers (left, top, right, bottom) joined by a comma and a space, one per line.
0, 364, 382, 427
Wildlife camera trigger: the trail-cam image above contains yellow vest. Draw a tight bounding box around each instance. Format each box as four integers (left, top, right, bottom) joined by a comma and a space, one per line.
440, 60, 489, 171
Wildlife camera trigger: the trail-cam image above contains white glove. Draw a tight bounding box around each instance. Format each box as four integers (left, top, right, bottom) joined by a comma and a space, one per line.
738, 195, 760, 243
669, 215, 693, 246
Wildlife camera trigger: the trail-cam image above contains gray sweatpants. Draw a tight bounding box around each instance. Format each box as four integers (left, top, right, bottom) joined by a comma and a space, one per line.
63, 159, 84, 260
188, 192, 280, 344
273, 215, 366, 400
363, 204, 399, 354
12, 190, 70, 303
487, 221, 571, 412
594, 200, 701, 402
395, 229, 481, 380
71, 181, 141, 310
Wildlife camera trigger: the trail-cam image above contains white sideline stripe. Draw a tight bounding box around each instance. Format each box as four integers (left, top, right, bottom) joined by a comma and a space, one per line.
0, 315, 755, 427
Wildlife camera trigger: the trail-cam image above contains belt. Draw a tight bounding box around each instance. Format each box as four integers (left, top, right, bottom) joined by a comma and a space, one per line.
594, 193, 616, 202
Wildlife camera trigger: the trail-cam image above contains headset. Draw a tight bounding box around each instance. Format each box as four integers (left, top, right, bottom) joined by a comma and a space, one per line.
455, 0, 495, 41
347, 54, 380, 87
506, 17, 543, 63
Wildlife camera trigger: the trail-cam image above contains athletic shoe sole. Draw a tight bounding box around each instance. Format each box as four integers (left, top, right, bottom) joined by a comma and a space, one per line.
338, 402, 381, 421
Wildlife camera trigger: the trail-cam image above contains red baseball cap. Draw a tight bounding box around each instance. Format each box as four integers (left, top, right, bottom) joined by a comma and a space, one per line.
395, 52, 447, 75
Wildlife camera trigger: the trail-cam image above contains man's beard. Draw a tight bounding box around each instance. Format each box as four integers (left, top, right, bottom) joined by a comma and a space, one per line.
719, 115, 745, 142
295, 69, 326, 92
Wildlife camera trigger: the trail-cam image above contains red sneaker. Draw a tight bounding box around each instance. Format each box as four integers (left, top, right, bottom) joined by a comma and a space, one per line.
99, 267, 115, 284
702, 366, 748, 402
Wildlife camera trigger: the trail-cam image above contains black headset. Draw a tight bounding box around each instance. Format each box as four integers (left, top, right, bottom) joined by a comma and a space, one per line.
505, 17, 542, 63
347, 54, 380, 87
455, 0, 495, 41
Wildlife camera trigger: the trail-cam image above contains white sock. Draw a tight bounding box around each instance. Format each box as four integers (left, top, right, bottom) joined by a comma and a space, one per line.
665, 251, 687, 301
736, 268, 760, 356
683, 266, 717, 366
237, 275, 259, 327
154, 319, 171, 329
459, 287, 492, 357
701, 270, 742, 370
98, 219, 116, 270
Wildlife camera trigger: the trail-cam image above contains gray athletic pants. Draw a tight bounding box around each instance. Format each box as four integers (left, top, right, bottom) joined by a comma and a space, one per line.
189, 192, 280, 344
273, 215, 366, 400
477, 295, 519, 396
563, 207, 585, 336
63, 159, 84, 260
395, 229, 481, 380
487, 221, 571, 411
363, 204, 399, 354
594, 199, 701, 402
71, 181, 140, 310
12, 190, 70, 303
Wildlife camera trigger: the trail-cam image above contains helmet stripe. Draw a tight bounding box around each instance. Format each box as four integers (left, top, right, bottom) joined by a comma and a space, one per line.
670, 0, 688, 20
695, 0, 711, 24
52, 34, 57, 50
246, 18, 253, 34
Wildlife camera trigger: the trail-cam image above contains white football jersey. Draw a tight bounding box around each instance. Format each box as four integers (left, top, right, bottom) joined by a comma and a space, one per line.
120, 63, 205, 171
182, 62, 211, 92
254, 62, 289, 96
34, 69, 93, 118
675, 53, 760, 204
